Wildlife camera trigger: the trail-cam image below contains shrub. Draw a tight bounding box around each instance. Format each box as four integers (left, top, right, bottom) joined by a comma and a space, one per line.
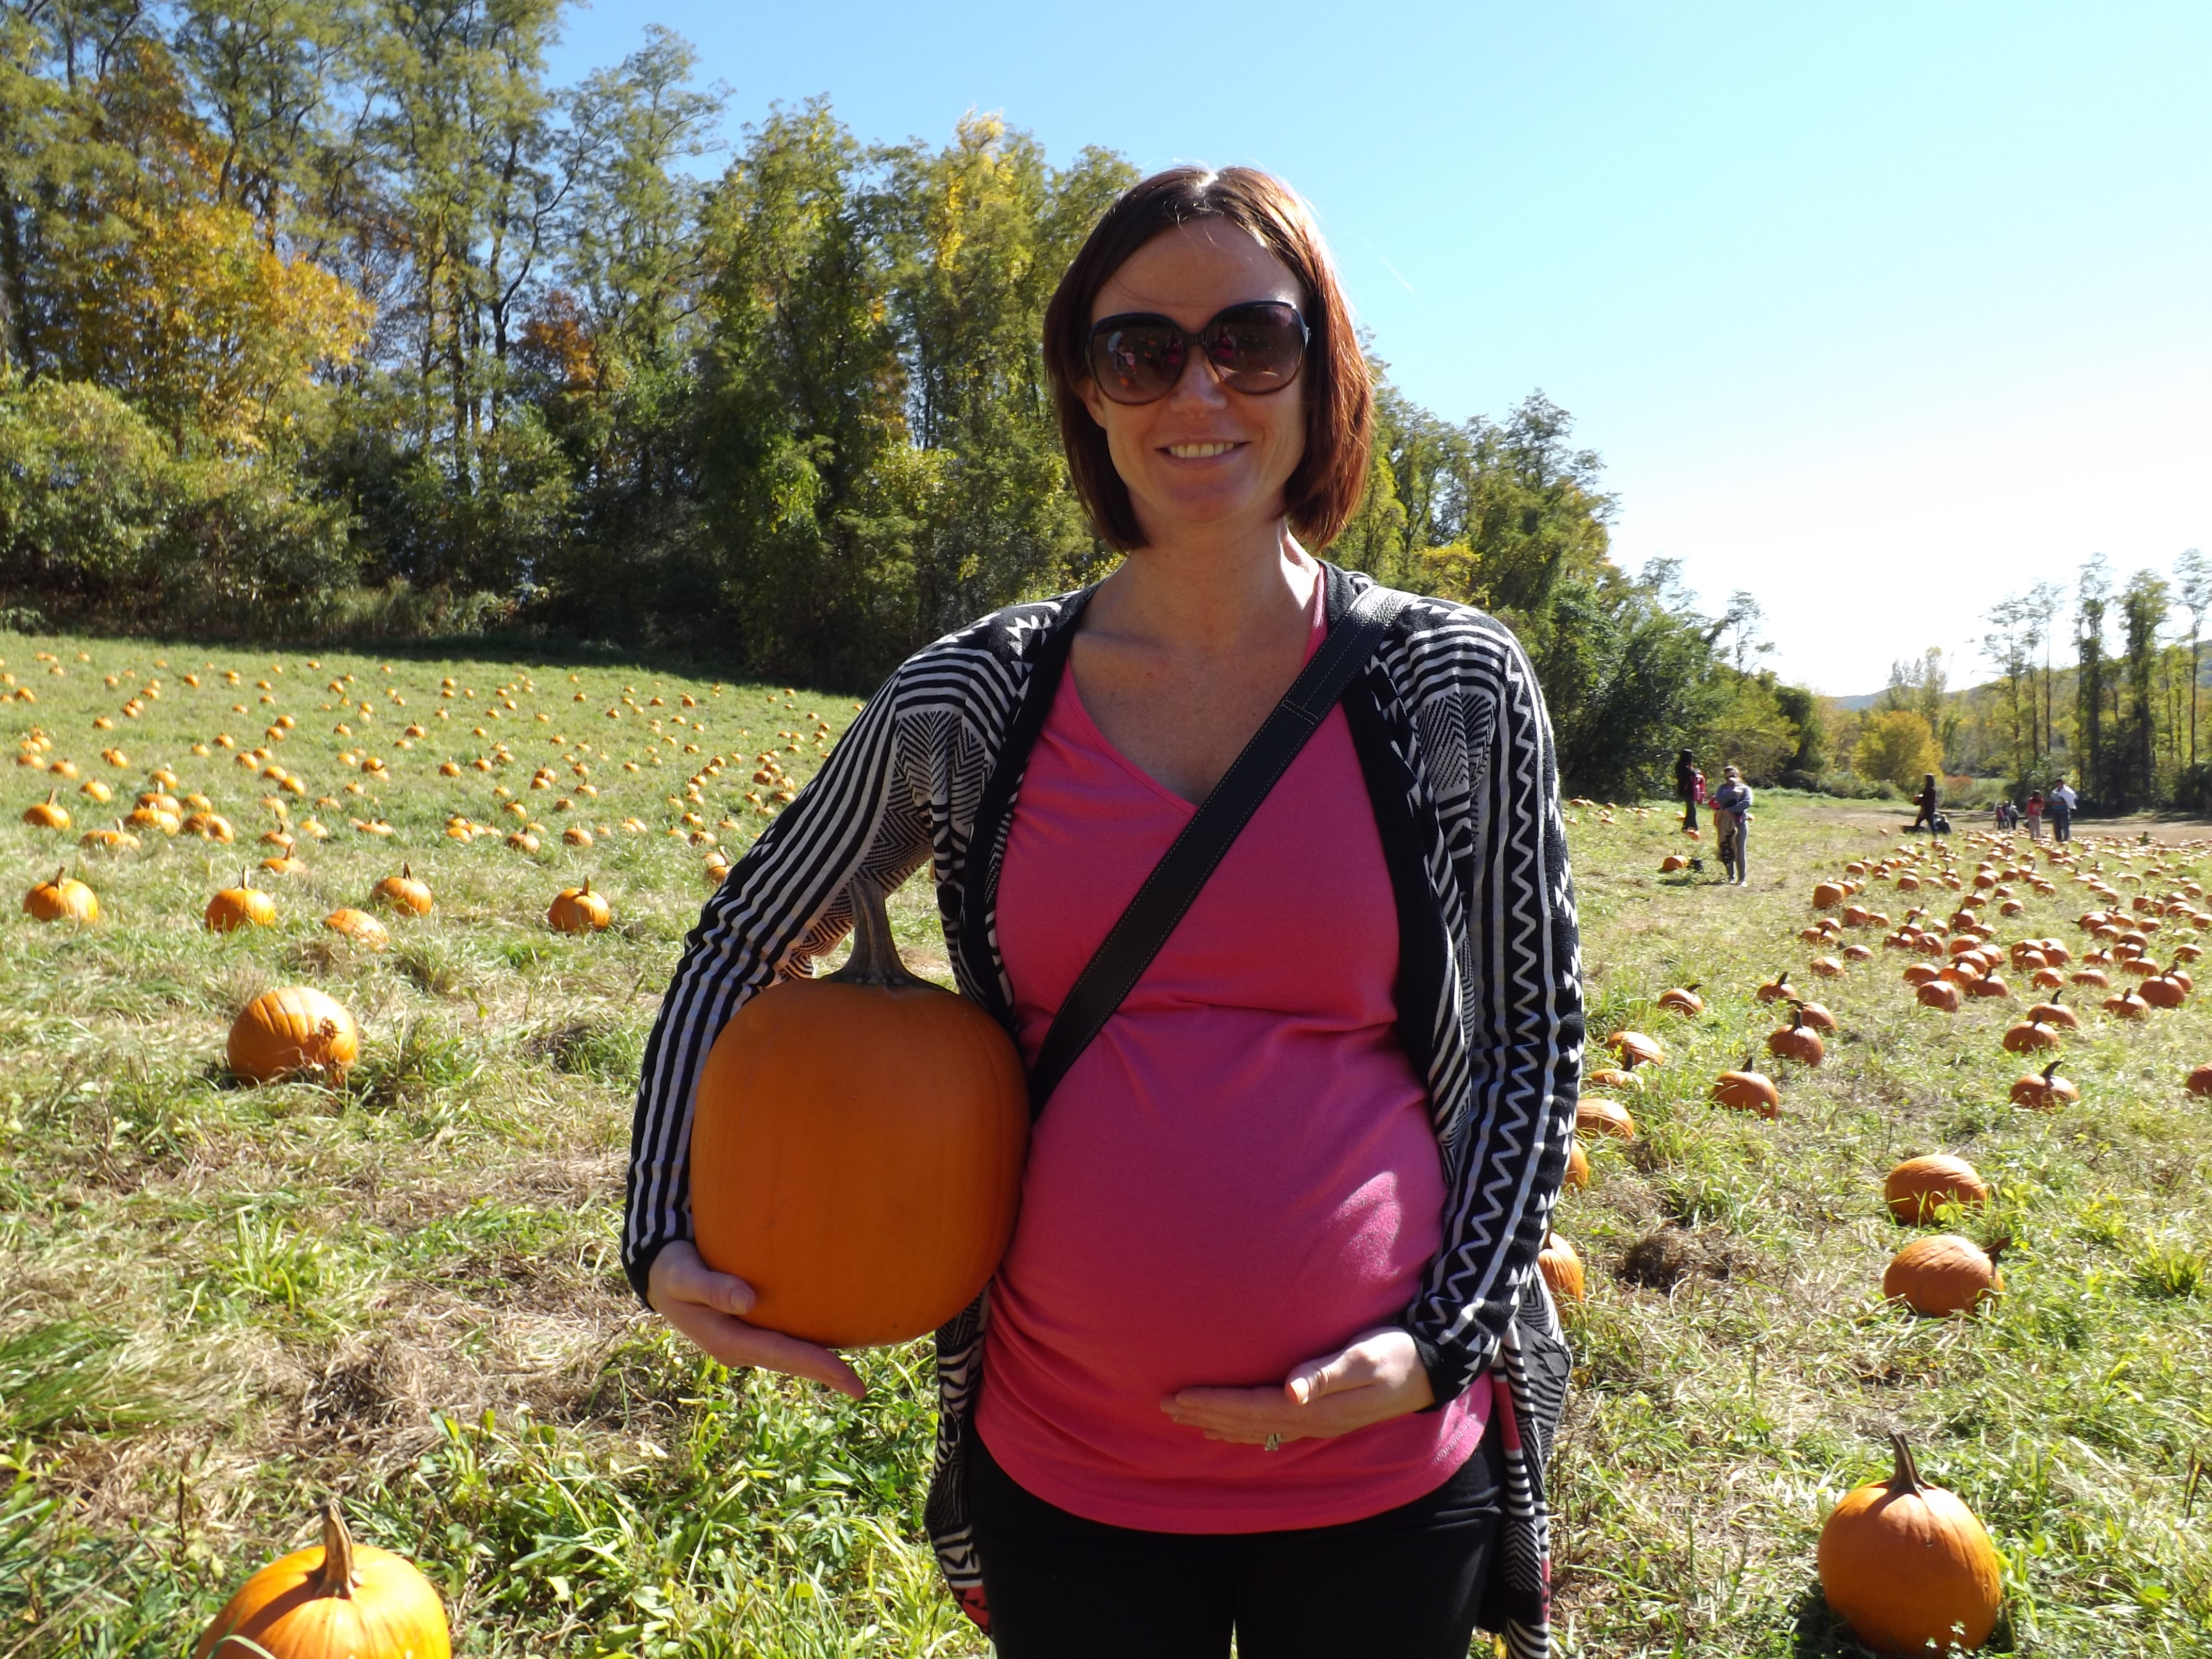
0, 380, 357, 636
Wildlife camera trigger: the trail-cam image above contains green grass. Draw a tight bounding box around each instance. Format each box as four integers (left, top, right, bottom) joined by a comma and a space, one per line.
5, 631, 2211, 1655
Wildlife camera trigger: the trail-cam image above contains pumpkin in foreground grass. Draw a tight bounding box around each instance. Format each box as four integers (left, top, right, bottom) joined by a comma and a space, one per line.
324, 907, 391, 950
1884, 1233, 2003, 1316
229, 987, 359, 1083
1537, 1229, 1584, 1301
2010, 1061, 2077, 1110
1712, 1060, 1781, 1117
1574, 1096, 1636, 1140
1817, 1433, 2003, 1655
23, 866, 96, 923
23, 787, 68, 828
689, 879, 1028, 1347
1884, 1155, 1990, 1224
1564, 1139, 1589, 1190
2187, 1062, 2212, 1098
206, 870, 277, 932
1655, 984, 1704, 1016
547, 877, 610, 932
372, 862, 434, 915
1766, 1005, 1826, 1066
194, 1501, 449, 1659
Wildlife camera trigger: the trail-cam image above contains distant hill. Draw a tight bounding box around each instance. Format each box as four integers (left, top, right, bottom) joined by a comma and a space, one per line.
1832, 691, 1885, 711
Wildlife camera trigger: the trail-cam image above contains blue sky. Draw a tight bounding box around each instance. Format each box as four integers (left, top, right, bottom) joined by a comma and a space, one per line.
547, 1, 2210, 695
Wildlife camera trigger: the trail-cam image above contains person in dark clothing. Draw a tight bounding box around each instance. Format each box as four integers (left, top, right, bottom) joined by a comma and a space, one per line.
1675, 750, 1701, 832
1911, 773, 1940, 833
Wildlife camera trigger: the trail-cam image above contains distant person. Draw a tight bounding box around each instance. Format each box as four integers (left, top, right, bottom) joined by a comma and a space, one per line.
1911, 773, 1940, 834
1675, 749, 1702, 832
1709, 764, 1753, 885
2024, 790, 2044, 841
2049, 777, 2077, 842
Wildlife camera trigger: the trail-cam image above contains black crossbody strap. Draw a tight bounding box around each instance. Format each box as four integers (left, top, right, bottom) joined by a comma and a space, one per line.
1027, 582, 1411, 1117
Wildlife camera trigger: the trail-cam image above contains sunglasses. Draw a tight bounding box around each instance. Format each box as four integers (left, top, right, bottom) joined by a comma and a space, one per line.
1084, 301, 1309, 405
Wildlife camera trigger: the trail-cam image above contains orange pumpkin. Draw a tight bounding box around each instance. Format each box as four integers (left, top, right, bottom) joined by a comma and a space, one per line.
1564, 1139, 1590, 1190
1817, 1435, 2003, 1656
2104, 991, 2150, 1020
1755, 970, 1795, 1003
1916, 980, 1963, 1013
689, 879, 1029, 1347
1711, 1063, 1781, 1117
323, 908, 390, 950
1537, 1229, 1585, 1302
227, 987, 359, 1083
2010, 1060, 2077, 1109
193, 1502, 449, 1659
1583, 1066, 1644, 1093
1883, 1154, 1990, 1223
206, 870, 278, 932
548, 877, 611, 932
1766, 1006, 1825, 1067
1574, 1096, 1637, 1140
23, 866, 96, 923
22, 787, 68, 828
1655, 984, 1705, 1016
1884, 1233, 2002, 1316
1607, 1030, 1666, 1068
372, 862, 433, 915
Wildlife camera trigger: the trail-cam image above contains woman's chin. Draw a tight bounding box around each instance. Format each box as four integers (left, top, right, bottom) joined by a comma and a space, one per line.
1132, 481, 1283, 538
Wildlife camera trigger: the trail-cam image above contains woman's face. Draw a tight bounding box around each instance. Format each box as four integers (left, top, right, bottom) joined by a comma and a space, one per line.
1079, 221, 1309, 546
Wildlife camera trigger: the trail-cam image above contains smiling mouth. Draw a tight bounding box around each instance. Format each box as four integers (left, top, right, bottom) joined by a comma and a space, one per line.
1164, 441, 1242, 460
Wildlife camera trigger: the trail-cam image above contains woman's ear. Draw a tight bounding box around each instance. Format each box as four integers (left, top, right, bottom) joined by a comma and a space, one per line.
1076, 375, 1110, 430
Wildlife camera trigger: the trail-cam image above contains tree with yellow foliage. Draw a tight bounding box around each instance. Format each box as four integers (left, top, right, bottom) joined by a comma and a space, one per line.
1853, 708, 1945, 790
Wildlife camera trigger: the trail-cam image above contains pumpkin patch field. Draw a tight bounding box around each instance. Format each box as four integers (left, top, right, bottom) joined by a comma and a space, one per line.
6, 631, 2212, 1656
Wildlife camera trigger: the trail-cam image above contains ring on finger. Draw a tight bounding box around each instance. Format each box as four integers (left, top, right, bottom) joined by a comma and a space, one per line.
1263, 1433, 1281, 1452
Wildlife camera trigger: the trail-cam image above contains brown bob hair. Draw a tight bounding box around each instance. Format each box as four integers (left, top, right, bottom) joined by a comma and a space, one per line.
1041, 166, 1373, 553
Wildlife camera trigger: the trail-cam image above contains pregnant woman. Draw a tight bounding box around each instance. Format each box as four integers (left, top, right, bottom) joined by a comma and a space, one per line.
624, 166, 1582, 1659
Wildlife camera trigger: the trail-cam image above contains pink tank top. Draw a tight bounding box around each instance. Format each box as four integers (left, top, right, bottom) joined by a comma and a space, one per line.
979, 591, 1489, 1534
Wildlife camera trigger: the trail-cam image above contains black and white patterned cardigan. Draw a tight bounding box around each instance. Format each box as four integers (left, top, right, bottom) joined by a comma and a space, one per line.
623, 562, 1585, 1657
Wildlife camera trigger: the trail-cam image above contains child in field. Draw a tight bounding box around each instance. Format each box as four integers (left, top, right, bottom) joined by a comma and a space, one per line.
2024, 791, 2044, 840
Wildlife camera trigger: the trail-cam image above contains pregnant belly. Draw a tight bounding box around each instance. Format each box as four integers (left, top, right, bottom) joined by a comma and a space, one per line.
984, 1014, 1446, 1437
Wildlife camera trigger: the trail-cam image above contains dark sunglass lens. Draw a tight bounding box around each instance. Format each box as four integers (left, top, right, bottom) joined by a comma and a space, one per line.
1205, 305, 1306, 392
1091, 321, 1185, 403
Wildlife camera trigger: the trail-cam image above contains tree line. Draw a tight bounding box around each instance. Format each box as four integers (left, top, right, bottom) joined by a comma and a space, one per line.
0, 0, 1787, 795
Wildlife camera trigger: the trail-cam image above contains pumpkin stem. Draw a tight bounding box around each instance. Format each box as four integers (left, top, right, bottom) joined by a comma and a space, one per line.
1887, 1430, 1927, 1499
827, 877, 926, 989
2042, 1061, 2061, 1082
314, 1501, 359, 1598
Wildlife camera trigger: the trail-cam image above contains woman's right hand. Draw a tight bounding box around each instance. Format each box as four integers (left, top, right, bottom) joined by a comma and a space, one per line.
646, 1240, 866, 1398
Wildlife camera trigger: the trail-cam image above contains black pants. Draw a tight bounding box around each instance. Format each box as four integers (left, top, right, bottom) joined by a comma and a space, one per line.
967, 1426, 1503, 1659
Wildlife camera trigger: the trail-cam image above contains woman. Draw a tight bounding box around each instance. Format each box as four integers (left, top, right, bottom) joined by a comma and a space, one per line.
1912, 772, 1940, 833
1675, 748, 1701, 832
1709, 763, 1753, 885
2024, 789, 2044, 841
624, 167, 1581, 1659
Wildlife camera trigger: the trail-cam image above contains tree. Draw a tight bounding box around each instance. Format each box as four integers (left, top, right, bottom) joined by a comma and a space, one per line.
2117, 569, 2168, 808
1983, 594, 2036, 779
2075, 555, 2112, 803
1853, 708, 1944, 791
2174, 547, 2210, 769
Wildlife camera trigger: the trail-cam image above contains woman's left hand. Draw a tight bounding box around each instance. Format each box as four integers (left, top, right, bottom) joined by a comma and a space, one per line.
1161, 1326, 1435, 1445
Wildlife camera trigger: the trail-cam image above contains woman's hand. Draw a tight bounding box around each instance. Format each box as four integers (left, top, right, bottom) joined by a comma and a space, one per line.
1160, 1326, 1434, 1446
646, 1240, 865, 1399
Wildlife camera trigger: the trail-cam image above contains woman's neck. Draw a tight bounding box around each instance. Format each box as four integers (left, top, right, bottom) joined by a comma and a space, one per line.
1089, 520, 1319, 660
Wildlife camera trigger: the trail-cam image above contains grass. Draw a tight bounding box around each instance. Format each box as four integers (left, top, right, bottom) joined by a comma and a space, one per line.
3, 629, 2210, 1655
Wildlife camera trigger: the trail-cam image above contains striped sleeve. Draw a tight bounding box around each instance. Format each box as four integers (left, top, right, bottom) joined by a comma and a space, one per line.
620, 671, 936, 1306
1400, 612, 1585, 1396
